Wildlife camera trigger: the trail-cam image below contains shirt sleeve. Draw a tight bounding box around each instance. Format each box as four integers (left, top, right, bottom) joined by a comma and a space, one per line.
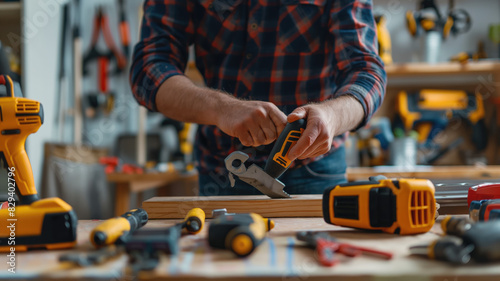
129, 0, 194, 112
330, 0, 387, 130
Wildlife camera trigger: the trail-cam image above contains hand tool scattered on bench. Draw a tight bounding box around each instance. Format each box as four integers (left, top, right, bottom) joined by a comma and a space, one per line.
90, 208, 148, 248
323, 176, 436, 235
59, 208, 205, 270
225, 119, 306, 198
209, 209, 274, 257
410, 216, 500, 264
0, 75, 77, 252
296, 231, 393, 266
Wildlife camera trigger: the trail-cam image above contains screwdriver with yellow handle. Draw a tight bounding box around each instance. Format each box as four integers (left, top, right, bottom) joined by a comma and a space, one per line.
90, 208, 148, 248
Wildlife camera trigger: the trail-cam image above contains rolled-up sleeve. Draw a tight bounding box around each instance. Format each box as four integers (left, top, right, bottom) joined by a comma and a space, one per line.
330, 0, 387, 129
130, 0, 194, 111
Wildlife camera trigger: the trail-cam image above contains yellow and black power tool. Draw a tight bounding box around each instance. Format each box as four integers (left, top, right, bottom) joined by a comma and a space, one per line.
406, 0, 471, 40
375, 14, 392, 65
323, 176, 436, 235
396, 89, 488, 151
0, 75, 77, 251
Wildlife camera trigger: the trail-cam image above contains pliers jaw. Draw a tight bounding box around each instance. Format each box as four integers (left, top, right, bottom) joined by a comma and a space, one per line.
225, 151, 290, 198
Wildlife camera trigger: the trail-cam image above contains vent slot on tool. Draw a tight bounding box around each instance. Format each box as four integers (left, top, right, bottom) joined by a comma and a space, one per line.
18, 117, 40, 125
410, 190, 432, 227
16, 101, 38, 113
334, 196, 359, 220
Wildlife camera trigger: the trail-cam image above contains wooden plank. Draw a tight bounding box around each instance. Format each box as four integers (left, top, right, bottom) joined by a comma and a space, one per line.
385, 61, 500, 77
347, 166, 500, 181
143, 195, 323, 219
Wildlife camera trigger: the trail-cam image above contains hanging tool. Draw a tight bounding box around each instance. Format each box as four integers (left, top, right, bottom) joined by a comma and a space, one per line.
406, 0, 471, 63
411, 217, 500, 264
406, 0, 471, 40
374, 15, 392, 65
296, 231, 393, 266
118, 0, 131, 60
73, 0, 83, 145
396, 90, 488, 151
90, 208, 148, 248
55, 3, 70, 142
208, 209, 274, 257
0, 75, 78, 251
82, 6, 127, 117
323, 176, 436, 235
225, 119, 306, 198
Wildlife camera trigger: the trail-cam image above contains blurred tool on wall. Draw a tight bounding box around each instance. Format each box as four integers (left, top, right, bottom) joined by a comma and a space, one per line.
82, 6, 127, 118
406, 0, 471, 63
158, 118, 197, 173
0, 40, 21, 94
375, 14, 392, 65
490, 24, 500, 58
450, 41, 487, 64
350, 117, 394, 167
396, 89, 487, 164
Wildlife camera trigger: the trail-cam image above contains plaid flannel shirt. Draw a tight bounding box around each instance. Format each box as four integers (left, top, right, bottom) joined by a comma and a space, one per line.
130, 0, 386, 175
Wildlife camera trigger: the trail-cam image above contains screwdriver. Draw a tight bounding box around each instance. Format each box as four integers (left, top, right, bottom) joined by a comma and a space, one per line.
90, 208, 148, 248
411, 217, 500, 264
264, 118, 306, 179
177, 207, 205, 234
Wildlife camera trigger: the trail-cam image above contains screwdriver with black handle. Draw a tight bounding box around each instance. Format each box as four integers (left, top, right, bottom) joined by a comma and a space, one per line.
410, 217, 500, 264
90, 208, 148, 248
264, 118, 306, 178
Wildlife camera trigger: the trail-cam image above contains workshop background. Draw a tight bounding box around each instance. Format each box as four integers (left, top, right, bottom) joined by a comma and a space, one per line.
0, 0, 500, 219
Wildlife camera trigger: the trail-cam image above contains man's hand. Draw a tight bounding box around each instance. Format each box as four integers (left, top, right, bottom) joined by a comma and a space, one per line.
217, 99, 287, 147
287, 96, 364, 160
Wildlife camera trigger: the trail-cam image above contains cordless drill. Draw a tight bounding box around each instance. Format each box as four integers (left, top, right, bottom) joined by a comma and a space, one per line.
0, 75, 77, 251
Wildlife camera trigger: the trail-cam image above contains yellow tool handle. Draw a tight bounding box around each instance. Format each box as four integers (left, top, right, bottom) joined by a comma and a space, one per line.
0, 75, 42, 203
184, 208, 205, 234
264, 118, 306, 179
90, 208, 148, 248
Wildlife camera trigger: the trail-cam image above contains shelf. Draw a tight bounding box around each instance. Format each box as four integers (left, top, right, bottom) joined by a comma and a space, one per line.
0, 2, 21, 21
385, 61, 500, 77
346, 165, 500, 181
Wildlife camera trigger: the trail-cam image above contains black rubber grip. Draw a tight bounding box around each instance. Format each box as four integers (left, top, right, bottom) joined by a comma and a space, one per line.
264, 118, 306, 179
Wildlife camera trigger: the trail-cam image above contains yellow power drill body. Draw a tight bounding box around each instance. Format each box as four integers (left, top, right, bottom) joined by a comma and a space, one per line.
0, 75, 77, 251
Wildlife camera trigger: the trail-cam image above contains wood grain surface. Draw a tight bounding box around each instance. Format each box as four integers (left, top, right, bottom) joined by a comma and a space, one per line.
3, 217, 500, 281
143, 195, 323, 219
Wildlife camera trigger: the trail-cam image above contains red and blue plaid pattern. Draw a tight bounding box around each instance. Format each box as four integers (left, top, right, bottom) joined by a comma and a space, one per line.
130, 0, 386, 174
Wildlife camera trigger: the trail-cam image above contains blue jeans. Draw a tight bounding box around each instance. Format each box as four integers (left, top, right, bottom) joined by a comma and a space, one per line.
198, 146, 347, 196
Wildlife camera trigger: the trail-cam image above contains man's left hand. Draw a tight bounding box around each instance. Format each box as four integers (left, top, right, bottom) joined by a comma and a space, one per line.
287, 103, 337, 160
287, 95, 364, 161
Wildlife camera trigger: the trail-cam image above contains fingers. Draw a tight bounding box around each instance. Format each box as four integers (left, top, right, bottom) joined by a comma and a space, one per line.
269, 107, 287, 137
288, 120, 319, 160
287, 107, 307, 123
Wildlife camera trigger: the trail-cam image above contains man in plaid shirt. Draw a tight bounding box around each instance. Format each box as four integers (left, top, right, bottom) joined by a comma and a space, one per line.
130, 0, 386, 195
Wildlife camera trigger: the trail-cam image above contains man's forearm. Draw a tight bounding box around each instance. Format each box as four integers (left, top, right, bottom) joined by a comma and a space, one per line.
322, 95, 364, 136
155, 75, 235, 125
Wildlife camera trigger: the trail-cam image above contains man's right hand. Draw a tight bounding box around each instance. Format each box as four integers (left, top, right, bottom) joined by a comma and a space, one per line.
217, 99, 287, 147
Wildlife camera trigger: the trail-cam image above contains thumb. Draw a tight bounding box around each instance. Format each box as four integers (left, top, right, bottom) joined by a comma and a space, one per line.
287, 107, 308, 123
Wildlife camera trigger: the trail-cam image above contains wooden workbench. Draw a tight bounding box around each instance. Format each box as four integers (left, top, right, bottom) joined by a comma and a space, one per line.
2, 217, 500, 280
